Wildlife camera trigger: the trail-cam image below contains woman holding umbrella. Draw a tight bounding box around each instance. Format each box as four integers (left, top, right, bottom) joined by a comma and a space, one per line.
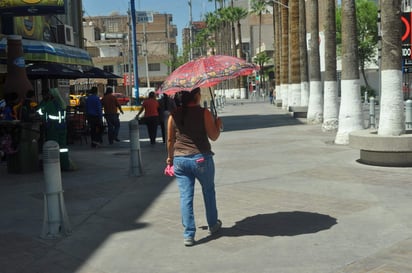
166, 87, 223, 246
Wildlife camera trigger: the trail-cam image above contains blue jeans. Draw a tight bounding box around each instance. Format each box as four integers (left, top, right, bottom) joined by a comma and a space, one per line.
173, 153, 218, 239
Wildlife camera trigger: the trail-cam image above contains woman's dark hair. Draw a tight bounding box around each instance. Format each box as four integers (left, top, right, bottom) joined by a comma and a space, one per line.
181, 88, 200, 107
148, 91, 156, 98
176, 87, 201, 126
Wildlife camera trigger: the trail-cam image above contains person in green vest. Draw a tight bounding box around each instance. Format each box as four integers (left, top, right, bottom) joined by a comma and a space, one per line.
37, 88, 73, 171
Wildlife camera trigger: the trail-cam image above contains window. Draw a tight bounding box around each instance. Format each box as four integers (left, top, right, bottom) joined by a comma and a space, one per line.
104, 19, 119, 33
103, 65, 114, 73
148, 63, 161, 71
123, 64, 129, 73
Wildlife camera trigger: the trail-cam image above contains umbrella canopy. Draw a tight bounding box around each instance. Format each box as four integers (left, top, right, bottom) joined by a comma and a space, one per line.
80, 67, 121, 79
26, 62, 85, 79
159, 55, 259, 95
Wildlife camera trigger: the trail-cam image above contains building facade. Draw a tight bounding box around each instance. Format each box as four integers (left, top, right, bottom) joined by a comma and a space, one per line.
82, 12, 177, 97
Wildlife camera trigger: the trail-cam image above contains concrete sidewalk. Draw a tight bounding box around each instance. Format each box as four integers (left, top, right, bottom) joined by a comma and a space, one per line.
1, 100, 412, 273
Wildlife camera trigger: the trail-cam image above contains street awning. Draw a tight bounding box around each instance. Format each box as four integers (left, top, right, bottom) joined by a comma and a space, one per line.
26, 62, 85, 79
0, 38, 93, 66
79, 67, 121, 79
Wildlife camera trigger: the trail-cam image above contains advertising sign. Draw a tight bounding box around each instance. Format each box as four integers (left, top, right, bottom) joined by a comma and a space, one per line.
0, 0, 66, 16
402, 12, 412, 59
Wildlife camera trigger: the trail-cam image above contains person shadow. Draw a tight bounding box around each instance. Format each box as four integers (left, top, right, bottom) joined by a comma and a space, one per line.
196, 211, 337, 245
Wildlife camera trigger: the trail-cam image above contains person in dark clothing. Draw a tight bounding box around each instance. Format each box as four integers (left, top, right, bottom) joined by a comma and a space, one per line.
85, 87, 103, 148
157, 94, 176, 143
20, 90, 39, 122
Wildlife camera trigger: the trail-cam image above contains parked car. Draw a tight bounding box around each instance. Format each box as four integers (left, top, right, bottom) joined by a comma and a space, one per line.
113, 93, 130, 105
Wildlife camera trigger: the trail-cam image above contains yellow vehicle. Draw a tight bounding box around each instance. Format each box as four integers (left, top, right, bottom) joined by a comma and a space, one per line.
69, 95, 80, 107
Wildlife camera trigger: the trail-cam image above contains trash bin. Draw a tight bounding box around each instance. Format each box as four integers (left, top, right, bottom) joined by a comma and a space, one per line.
7, 122, 41, 173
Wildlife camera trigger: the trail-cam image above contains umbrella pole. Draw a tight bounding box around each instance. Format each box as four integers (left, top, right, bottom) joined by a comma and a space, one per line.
209, 88, 217, 118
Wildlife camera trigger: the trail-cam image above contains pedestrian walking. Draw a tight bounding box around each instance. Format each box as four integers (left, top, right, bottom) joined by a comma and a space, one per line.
101, 87, 124, 144
85, 87, 103, 148
136, 91, 159, 145
166, 87, 223, 246
158, 94, 176, 143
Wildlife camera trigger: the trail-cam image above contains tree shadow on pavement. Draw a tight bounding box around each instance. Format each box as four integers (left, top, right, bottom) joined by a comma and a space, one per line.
221, 114, 304, 132
196, 211, 337, 245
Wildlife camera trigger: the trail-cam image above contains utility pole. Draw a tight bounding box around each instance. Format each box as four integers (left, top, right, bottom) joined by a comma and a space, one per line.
143, 23, 150, 87
189, 0, 193, 60
130, 0, 140, 104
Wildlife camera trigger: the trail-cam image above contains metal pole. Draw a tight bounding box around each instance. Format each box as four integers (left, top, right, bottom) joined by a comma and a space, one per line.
130, 0, 140, 104
129, 119, 143, 176
41, 140, 71, 239
143, 23, 150, 87
369, 97, 376, 129
189, 0, 193, 60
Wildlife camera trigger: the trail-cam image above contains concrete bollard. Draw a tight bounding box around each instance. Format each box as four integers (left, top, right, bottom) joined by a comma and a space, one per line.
406, 100, 412, 130
369, 97, 376, 129
41, 140, 71, 239
129, 119, 143, 176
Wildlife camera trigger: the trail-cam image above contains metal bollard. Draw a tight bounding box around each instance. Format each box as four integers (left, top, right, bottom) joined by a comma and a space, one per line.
41, 140, 71, 239
129, 119, 143, 176
369, 97, 376, 128
406, 100, 412, 130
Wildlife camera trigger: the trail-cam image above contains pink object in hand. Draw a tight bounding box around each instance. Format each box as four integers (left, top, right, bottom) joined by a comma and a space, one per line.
164, 165, 174, 176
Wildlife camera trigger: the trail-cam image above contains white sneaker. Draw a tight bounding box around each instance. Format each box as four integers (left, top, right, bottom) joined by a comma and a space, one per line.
184, 237, 195, 247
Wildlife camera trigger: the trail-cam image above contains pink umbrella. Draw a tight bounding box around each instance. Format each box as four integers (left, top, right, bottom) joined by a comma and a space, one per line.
159, 55, 259, 95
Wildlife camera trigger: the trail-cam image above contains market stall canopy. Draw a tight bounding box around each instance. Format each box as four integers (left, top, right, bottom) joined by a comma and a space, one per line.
79, 67, 122, 79
26, 62, 85, 79
0, 38, 93, 66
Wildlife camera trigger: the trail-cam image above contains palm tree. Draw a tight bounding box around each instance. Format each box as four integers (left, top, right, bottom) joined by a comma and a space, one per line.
254, 52, 271, 91
322, 0, 339, 132
218, 7, 236, 56
289, 0, 300, 106
231, 6, 248, 59
280, 0, 289, 108
205, 12, 221, 55
250, 0, 268, 55
299, 0, 309, 106
378, 0, 404, 135
335, 0, 364, 144
307, 0, 323, 124
226, 7, 237, 56
267, 1, 279, 99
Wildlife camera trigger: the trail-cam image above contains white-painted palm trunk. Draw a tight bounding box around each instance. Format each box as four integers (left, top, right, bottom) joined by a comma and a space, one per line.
322, 80, 339, 131
300, 81, 309, 106
378, 70, 405, 135
281, 84, 289, 109
307, 80, 323, 124
335, 79, 364, 144
287, 85, 294, 107
276, 84, 281, 102
291, 83, 301, 106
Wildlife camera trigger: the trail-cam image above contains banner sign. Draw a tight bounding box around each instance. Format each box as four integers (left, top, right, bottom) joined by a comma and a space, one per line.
0, 0, 66, 16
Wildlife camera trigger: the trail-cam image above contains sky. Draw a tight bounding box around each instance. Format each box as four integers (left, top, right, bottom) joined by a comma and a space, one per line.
82, 0, 215, 47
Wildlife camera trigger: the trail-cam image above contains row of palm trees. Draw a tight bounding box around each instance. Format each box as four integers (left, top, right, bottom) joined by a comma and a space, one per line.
191, 0, 404, 144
